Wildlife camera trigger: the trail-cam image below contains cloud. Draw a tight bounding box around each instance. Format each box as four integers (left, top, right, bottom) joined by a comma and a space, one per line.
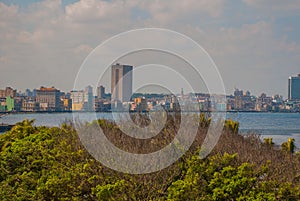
65, 0, 129, 22
0, 2, 18, 18
137, 0, 225, 25
243, 0, 300, 12
0, 0, 299, 97
181, 19, 300, 96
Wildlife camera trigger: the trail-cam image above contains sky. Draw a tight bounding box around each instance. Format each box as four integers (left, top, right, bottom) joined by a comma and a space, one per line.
0, 0, 300, 98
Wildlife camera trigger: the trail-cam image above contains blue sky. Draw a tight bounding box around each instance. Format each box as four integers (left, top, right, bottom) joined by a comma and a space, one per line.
0, 0, 300, 98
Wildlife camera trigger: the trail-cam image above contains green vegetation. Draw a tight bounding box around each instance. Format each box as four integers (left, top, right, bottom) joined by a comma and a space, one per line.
282, 138, 296, 154
0, 117, 300, 200
264, 137, 274, 146
224, 119, 239, 134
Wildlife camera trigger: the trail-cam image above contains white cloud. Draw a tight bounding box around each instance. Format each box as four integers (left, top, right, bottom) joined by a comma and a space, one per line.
138, 0, 225, 25
65, 0, 131, 22
243, 0, 300, 11
0, 2, 18, 18
0, 0, 299, 97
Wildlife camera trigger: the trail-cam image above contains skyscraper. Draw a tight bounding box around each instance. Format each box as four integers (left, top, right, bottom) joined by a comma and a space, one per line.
84, 85, 94, 111
97, 85, 105, 99
111, 63, 133, 102
288, 74, 300, 100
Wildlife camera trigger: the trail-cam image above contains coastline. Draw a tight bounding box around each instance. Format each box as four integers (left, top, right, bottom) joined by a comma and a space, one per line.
1, 110, 300, 115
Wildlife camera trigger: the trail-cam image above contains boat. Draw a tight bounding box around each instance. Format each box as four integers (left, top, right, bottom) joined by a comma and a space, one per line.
0, 123, 14, 132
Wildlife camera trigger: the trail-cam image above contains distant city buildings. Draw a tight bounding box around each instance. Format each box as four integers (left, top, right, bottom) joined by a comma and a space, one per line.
132, 97, 148, 112
288, 74, 300, 101
1, 73, 300, 113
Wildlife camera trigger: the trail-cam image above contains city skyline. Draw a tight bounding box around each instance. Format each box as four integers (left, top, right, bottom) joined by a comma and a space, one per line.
1, 68, 299, 113
1, 1, 300, 98
2, 71, 299, 99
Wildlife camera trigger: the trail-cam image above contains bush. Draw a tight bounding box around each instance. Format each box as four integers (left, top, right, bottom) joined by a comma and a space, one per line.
0, 118, 299, 200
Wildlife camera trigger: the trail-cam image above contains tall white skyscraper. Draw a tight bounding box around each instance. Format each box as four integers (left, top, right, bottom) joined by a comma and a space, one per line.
111, 63, 133, 102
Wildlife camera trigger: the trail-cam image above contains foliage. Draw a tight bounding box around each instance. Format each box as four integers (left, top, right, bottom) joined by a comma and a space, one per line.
264, 138, 274, 146
0, 118, 299, 200
282, 138, 295, 153
199, 113, 211, 128
167, 153, 300, 201
224, 119, 239, 134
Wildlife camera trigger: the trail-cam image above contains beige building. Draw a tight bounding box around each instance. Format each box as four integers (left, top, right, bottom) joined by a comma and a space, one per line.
22, 100, 39, 112
36, 87, 61, 111
111, 63, 133, 102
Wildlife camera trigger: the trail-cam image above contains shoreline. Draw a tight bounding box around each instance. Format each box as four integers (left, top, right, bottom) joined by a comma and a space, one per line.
1, 110, 300, 115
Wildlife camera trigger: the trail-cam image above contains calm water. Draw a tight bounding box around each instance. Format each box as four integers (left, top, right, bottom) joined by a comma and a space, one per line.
1, 112, 300, 149
227, 112, 300, 149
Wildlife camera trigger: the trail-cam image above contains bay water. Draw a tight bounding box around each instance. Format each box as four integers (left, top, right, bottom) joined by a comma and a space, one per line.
1, 112, 300, 149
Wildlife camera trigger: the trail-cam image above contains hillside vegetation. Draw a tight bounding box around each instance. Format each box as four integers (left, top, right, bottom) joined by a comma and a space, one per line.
0, 115, 300, 200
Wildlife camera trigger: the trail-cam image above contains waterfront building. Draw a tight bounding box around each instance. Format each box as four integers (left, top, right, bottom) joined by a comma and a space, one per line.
288, 74, 300, 100
134, 97, 148, 112
0, 87, 16, 98
84, 86, 94, 111
6, 96, 14, 111
25, 89, 33, 97
61, 98, 72, 111
97, 85, 106, 99
234, 88, 243, 110
70, 90, 85, 111
0, 98, 6, 111
111, 63, 133, 102
22, 100, 39, 112
36, 87, 61, 111
0, 97, 12, 111
70, 86, 94, 111
94, 99, 111, 112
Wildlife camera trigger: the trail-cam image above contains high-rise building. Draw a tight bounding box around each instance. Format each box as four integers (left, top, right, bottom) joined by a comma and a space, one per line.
84, 85, 94, 111
97, 85, 105, 99
288, 74, 300, 100
111, 63, 133, 102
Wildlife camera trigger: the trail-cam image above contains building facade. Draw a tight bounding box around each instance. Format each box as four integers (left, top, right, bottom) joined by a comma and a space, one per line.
70, 90, 85, 111
36, 87, 61, 111
0, 87, 16, 98
84, 86, 94, 111
111, 63, 133, 102
288, 74, 300, 100
97, 85, 106, 99
22, 100, 39, 112
70, 86, 94, 111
